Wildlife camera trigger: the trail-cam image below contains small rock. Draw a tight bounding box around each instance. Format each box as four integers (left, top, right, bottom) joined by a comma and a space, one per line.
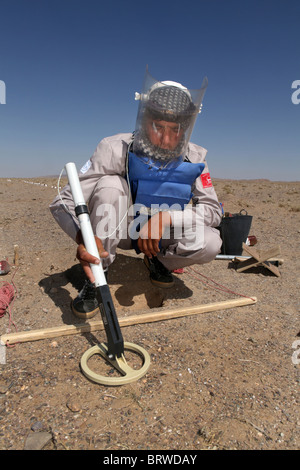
24, 431, 52, 450
247, 337, 257, 344
31, 420, 45, 432
66, 400, 81, 413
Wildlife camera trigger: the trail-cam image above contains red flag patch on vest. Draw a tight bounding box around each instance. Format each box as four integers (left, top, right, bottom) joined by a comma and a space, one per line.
201, 172, 213, 188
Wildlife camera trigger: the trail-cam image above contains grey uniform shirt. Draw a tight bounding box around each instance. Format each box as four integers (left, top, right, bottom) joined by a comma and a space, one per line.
49, 133, 222, 242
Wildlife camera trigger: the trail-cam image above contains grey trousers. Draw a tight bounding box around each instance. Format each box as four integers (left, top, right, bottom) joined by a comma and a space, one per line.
87, 175, 222, 271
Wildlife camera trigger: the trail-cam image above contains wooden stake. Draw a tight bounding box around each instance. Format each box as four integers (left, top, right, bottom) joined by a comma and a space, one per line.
13, 245, 19, 266
1, 296, 257, 346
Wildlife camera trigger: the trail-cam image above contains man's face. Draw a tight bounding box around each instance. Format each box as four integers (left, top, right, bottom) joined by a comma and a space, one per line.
146, 119, 184, 151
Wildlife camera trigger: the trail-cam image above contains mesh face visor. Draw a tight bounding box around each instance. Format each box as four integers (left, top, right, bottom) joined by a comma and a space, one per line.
132, 69, 208, 164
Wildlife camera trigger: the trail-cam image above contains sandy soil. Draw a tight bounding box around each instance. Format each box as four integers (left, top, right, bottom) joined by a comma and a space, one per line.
0, 176, 299, 451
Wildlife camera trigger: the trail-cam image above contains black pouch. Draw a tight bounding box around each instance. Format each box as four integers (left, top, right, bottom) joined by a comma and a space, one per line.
217, 209, 252, 255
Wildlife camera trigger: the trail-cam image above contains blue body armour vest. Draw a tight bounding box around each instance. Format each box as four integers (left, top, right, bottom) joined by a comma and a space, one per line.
128, 152, 204, 209
128, 152, 205, 254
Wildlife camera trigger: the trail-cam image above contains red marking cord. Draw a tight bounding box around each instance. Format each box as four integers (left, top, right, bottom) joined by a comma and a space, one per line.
184, 266, 256, 302
0, 266, 18, 344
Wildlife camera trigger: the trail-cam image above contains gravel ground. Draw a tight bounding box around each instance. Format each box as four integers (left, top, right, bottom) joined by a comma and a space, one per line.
0, 176, 299, 450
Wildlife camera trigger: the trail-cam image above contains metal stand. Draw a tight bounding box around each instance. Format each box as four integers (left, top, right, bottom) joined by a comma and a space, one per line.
65, 162, 150, 385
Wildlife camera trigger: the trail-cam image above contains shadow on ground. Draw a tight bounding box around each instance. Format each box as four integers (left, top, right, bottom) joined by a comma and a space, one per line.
39, 253, 194, 325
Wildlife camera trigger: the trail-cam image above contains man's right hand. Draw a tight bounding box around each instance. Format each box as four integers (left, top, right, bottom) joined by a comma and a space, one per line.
76, 231, 109, 283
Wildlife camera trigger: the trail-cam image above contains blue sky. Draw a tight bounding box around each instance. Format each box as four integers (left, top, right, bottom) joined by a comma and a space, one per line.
0, 0, 299, 180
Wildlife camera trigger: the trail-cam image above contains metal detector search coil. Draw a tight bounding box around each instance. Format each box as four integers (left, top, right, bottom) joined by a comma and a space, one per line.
64, 162, 150, 385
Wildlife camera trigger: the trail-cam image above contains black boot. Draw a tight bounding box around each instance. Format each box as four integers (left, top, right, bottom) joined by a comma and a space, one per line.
71, 270, 108, 319
144, 256, 174, 288
71, 279, 99, 319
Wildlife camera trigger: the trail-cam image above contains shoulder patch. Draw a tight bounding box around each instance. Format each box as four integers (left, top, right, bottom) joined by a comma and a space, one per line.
80, 160, 92, 174
201, 172, 213, 188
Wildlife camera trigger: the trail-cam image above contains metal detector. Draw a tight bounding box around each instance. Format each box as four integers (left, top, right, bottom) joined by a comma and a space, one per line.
65, 162, 150, 386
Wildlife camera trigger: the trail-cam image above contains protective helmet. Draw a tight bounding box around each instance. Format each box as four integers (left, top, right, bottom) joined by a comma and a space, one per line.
132, 68, 208, 164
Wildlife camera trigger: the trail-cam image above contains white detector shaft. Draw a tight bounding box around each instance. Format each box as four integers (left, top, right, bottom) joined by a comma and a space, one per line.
65, 162, 107, 287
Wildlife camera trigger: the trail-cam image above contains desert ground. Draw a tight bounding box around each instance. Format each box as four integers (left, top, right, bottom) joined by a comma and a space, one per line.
0, 175, 299, 451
